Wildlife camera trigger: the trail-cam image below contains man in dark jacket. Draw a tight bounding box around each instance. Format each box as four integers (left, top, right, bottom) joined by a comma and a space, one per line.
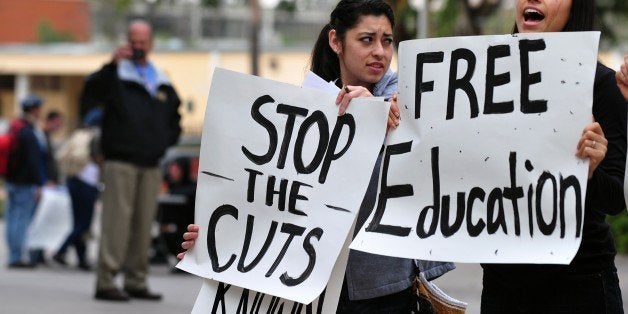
81, 19, 181, 302
5, 94, 45, 268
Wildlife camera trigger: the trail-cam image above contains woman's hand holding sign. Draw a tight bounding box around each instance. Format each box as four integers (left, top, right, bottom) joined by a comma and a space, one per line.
336, 85, 373, 116
336, 86, 400, 134
177, 224, 199, 260
387, 93, 400, 134
576, 121, 607, 179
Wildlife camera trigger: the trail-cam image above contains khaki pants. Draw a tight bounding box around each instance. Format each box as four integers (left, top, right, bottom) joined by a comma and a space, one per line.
95, 161, 161, 291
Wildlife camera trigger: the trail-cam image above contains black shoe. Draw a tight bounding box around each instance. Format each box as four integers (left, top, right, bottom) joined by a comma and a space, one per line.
8, 261, 36, 269
94, 288, 130, 301
52, 254, 68, 266
78, 262, 91, 271
124, 288, 162, 301
29, 249, 46, 266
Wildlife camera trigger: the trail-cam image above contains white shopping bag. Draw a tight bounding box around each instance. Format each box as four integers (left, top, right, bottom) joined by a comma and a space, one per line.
26, 186, 72, 251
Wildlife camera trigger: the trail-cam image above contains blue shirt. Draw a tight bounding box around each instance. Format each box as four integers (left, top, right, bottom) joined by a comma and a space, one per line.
134, 62, 158, 96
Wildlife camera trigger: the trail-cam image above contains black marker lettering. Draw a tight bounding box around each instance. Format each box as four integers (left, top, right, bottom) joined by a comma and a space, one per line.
242, 95, 277, 165
237, 215, 278, 273
265, 223, 306, 278
244, 168, 263, 203
415, 51, 444, 119
535, 171, 557, 235
280, 227, 323, 286
467, 187, 486, 237
367, 141, 414, 237
319, 114, 355, 184
519, 39, 547, 113
484, 45, 513, 114
288, 181, 312, 217
294, 110, 328, 175
276, 104, 309, 169
266, 175, 288, 211
447, 48, 478, 120
208, 205, 238, 272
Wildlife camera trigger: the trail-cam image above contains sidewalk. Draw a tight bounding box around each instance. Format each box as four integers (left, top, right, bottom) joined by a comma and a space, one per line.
0, 218, 201, 314
1, 216, 627, 313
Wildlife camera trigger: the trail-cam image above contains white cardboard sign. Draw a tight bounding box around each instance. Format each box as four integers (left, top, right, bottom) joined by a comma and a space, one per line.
351, 32, 600, 264
177, 68, 389, 304
189, 220, 353, 314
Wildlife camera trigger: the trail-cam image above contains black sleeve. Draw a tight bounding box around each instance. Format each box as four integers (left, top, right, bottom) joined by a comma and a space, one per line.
587, 63, 627, 216
44, 135, 59, 184
168, 89, 182, 147
79, 62, 118, 119
19, 128, 44, 185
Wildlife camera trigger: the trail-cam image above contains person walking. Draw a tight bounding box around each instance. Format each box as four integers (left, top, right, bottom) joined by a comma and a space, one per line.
5, 95, 46, 269
52, 109, 103, 271
81, 19, 181, 301
28, 110, 64, 266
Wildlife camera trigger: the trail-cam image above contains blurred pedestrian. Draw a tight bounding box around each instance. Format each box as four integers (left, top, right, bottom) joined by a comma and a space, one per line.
52, 108, 103, 271
29, 109, 64, 266
158, 157, 196, 266
42, 110, 63, 185
81, 19, 181, 301
5, 94, 46, 269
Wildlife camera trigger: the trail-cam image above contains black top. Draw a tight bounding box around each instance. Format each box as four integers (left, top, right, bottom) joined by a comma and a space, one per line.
80, 61, 181, 167
44, 132, 59, 184
6, 119, 43, 185
482, 62, 627, 279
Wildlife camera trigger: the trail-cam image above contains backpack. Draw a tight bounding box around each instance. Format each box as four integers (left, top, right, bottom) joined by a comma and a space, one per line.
57, 128, 97, 176
0, 119, 27, 177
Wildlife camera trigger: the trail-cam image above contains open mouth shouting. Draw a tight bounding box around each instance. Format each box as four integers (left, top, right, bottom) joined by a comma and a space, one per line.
523, 8, 545, 24
517, 0, 571, 33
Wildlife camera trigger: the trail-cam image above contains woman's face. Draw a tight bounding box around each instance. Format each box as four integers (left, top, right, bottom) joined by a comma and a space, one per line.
516, 0, 572, 33
330, 15, 393, 89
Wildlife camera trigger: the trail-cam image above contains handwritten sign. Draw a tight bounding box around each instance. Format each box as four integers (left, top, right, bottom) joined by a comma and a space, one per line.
351, 32, 600, 264
177, 68, 389, 303
189, 221, 352, 314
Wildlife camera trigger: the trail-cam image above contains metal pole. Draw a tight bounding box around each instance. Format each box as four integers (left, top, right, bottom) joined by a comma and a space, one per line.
249, 0, 260, 76
416, 0, 428, 39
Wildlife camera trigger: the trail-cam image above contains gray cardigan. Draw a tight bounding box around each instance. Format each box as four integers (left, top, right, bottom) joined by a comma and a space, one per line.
345, 70, 455, 300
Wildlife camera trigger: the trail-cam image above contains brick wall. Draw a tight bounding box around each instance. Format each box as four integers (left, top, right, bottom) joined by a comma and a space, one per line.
0, 0, 90, 43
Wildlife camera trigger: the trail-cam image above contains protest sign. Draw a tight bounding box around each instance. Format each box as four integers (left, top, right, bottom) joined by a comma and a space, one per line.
189, 219, 352, 314
351, 32, 600, 264
177, 68, 389, 303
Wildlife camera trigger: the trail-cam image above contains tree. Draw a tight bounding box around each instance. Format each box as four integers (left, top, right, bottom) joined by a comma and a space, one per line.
596, 0, 628, 46
460, 0, 503, 35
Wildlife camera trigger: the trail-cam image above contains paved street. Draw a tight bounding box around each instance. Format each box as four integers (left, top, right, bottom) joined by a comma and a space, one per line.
1, 217, 628, 313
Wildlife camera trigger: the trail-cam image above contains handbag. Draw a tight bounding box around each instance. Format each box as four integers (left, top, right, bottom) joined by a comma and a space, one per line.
26, 186, 72, 251
414, 273, 467, 314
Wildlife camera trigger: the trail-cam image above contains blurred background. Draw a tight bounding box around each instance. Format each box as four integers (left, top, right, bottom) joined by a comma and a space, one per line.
0, 0, 626, 253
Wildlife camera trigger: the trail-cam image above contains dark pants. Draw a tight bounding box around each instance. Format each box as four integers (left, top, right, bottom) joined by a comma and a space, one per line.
481, 266, 624, 314
336, 279, 414, 313
56, 177, 99, 264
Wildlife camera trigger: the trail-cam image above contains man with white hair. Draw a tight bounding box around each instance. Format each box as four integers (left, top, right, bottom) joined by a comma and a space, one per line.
81, 19, 181, 301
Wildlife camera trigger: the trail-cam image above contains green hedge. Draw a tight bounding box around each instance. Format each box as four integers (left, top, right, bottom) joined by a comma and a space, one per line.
608, 210, 628, 254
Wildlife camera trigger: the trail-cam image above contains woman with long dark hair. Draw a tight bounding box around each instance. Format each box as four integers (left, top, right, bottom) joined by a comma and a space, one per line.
180, 0, 455, 312
480, 1, 627, 313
